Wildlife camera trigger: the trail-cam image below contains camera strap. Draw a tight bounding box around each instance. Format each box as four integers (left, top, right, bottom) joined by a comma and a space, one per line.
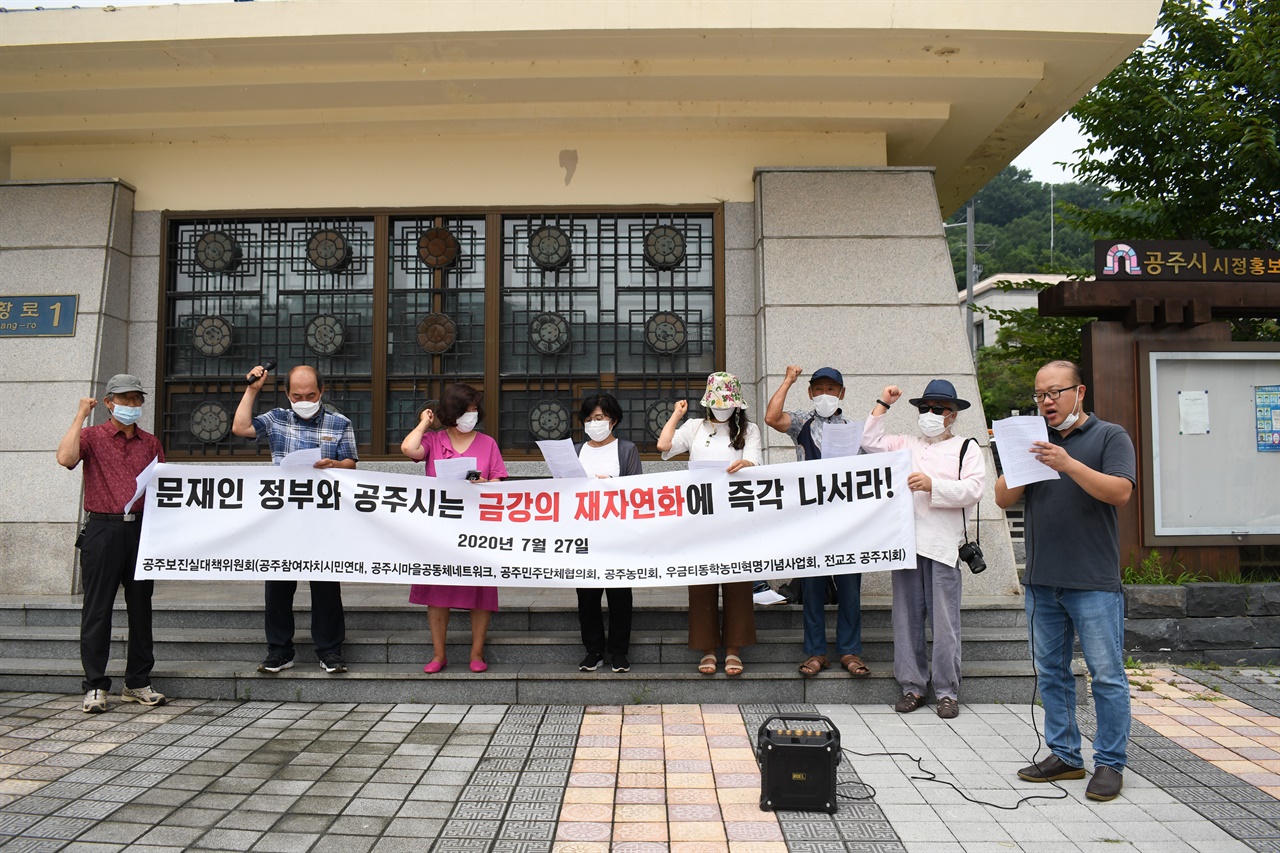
958, 437, 979, 546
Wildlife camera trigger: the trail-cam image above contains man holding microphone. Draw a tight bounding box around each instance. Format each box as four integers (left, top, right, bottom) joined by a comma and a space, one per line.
233, 362, 357, 675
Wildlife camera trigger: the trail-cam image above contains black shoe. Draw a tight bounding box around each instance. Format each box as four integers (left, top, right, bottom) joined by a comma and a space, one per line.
257, 654, 295, 674
1017, 755, 1086, 783
611, 654, 631, 673
1086, 765, 1123, 802
579, 652, 604, 672
320, 654, 347, 674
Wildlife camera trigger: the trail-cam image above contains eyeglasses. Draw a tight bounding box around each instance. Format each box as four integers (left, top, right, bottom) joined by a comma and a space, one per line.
1031, 386, 1079, 404
917, 405, 952, 416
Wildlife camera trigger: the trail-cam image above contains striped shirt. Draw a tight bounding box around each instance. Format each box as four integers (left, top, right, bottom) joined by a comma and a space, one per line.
252, 408, 358, 465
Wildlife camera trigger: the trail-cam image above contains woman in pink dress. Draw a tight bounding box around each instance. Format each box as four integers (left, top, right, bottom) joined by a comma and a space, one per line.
399, 383, 508, 673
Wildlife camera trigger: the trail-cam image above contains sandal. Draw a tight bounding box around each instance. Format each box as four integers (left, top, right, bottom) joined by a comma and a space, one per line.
724, 654, 744, 677
698, 654, 718, 675
936, 697, 959, 719
894, 693, 927, 713
798, 655, 829, 677
840, 654, 871, 677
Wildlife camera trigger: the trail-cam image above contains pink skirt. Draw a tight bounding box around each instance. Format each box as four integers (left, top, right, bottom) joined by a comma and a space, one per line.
408, 584, 498, 612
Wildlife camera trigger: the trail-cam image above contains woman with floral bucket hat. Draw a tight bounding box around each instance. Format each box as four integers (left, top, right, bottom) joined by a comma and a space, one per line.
656, 372, 763, 676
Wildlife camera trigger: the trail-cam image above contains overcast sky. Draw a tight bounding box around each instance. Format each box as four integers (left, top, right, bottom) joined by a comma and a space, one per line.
4, 0, 1092, 185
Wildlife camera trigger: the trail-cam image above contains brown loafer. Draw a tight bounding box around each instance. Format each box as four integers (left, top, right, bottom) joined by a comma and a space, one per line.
1017, 754, 1086, 783
935, 697, 959, 719
894, 693, 926, 713
1086, 765, 1123, 802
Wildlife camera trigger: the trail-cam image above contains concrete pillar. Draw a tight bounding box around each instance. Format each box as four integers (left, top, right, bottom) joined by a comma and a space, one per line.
0, 179, 137, 595
752, 167, 1019, 596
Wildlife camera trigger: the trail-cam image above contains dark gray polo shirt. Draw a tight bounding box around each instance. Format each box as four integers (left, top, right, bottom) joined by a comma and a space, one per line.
1022, 414, 1136, 592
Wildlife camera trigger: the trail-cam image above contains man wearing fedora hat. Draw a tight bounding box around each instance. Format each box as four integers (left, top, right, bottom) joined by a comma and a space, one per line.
57, 374, 168, 714
862, 379, 985, 719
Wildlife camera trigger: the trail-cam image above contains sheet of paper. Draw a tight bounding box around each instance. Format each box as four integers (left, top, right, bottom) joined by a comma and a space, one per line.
433, 457, 478, 481
689, 459, 731, 471
821, 422, 863, 458
537, 439, 589, 479
280, 447, 322, 468
1179, 390, 1210, 435
123, 457, 159, 514
991, 416, 1060, 488
753, 588, 788, 606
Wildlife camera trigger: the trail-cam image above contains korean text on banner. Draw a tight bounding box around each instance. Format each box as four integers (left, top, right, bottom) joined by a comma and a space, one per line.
137, 452, 917, 588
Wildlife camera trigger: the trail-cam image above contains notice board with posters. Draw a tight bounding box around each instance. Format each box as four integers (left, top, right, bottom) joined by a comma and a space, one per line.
1140, 343, 1280, 544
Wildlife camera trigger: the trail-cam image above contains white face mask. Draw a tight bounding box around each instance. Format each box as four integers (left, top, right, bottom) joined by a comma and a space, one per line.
1050, 387, 1082, 432
710, 406, 734, 422
584, 420, 613, 442
812, 394, 839, 418
455, 411, 479, 433
291, 399, 321, 419
918, 411, 948, 438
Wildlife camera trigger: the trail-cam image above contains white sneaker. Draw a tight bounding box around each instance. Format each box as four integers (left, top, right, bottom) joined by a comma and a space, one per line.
82, 689, 108, 714
120, 685, 167, 706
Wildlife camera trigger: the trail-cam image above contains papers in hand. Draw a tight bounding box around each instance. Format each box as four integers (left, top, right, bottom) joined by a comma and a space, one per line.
753, 587, 788, 605
821, 422, 863, 458
689, 459, 732, 471
433, 457, 479, 481
537, 439, 588, 479
991, 416, 1060, 488
124, 457, 159, 514
280, 447, 322, 468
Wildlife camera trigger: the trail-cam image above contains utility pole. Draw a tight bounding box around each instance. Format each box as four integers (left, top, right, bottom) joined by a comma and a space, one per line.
965, 199, 976, 354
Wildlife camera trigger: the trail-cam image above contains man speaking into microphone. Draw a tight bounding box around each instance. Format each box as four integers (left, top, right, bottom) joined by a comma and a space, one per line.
232, 363, 357, 675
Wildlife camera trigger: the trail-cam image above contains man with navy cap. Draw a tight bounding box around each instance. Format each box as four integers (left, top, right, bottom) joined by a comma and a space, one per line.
765, 365, 870, 679
57, 374, 168, 713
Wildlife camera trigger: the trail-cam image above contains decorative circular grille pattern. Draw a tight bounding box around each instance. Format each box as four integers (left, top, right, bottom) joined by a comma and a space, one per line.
190, 401, 231, 443
529, 400, 570, 441
529, 312, 570, 355
192, 315, 233, 357
644, 225, 686, 270
417, 228, 460, 269
305, 314, 346, 355
528, 225, 572, 271
644, 311, 687, 355
416, 313, 457, 354
646, 399, 676, 441
194, 231, 242, 273
307, 229, 351, 271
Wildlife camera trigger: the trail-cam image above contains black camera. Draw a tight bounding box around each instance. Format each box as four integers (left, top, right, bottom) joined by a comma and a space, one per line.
958, 541, 986, 574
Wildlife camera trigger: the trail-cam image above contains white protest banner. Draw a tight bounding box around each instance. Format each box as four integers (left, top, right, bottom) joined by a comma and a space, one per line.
137, 451, 916, 588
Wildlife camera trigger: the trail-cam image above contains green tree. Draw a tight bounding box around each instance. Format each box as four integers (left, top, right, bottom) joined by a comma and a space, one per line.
971, 280, 1091, 423
1065, 0, 1280, 248
946, 167, 1113, 288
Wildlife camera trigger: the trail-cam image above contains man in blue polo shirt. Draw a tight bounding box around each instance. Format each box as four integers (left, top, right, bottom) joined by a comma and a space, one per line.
995, 359, 1136, 803
764, 365, 869, 679
233, 364, 357, 675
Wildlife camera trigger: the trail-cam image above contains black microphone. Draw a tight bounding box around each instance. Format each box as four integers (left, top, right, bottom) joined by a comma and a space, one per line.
249, 359, 277, 385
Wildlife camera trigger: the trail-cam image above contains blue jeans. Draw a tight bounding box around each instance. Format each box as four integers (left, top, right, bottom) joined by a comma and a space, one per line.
1025, 584, 1130, 772
802, 574, 863, 658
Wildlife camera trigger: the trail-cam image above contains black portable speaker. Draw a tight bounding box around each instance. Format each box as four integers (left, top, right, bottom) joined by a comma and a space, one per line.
756, 713, 842, 813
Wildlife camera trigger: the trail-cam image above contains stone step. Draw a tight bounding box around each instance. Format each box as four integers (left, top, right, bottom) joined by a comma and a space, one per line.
0, 593, 1030, 631
0, 625, 1031, 664
0, 657, 1055, 706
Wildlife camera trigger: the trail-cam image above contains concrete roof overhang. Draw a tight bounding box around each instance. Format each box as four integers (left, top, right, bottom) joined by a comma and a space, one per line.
0, 0, 1160, 214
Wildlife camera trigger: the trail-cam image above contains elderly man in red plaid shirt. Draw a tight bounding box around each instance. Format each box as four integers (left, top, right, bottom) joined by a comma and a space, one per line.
57, 374, 168, 714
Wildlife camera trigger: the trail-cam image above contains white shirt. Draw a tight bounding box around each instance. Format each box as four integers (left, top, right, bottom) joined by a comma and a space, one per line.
861, 412, 985, 567
662, 417, 763, 466
578, 440, 621, 478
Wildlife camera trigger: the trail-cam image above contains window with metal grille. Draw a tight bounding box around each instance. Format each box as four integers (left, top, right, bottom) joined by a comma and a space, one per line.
161, 208, 721, 460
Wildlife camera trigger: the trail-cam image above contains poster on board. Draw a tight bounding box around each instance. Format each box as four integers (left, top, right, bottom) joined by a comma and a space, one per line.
1258, 385, 1280, 452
